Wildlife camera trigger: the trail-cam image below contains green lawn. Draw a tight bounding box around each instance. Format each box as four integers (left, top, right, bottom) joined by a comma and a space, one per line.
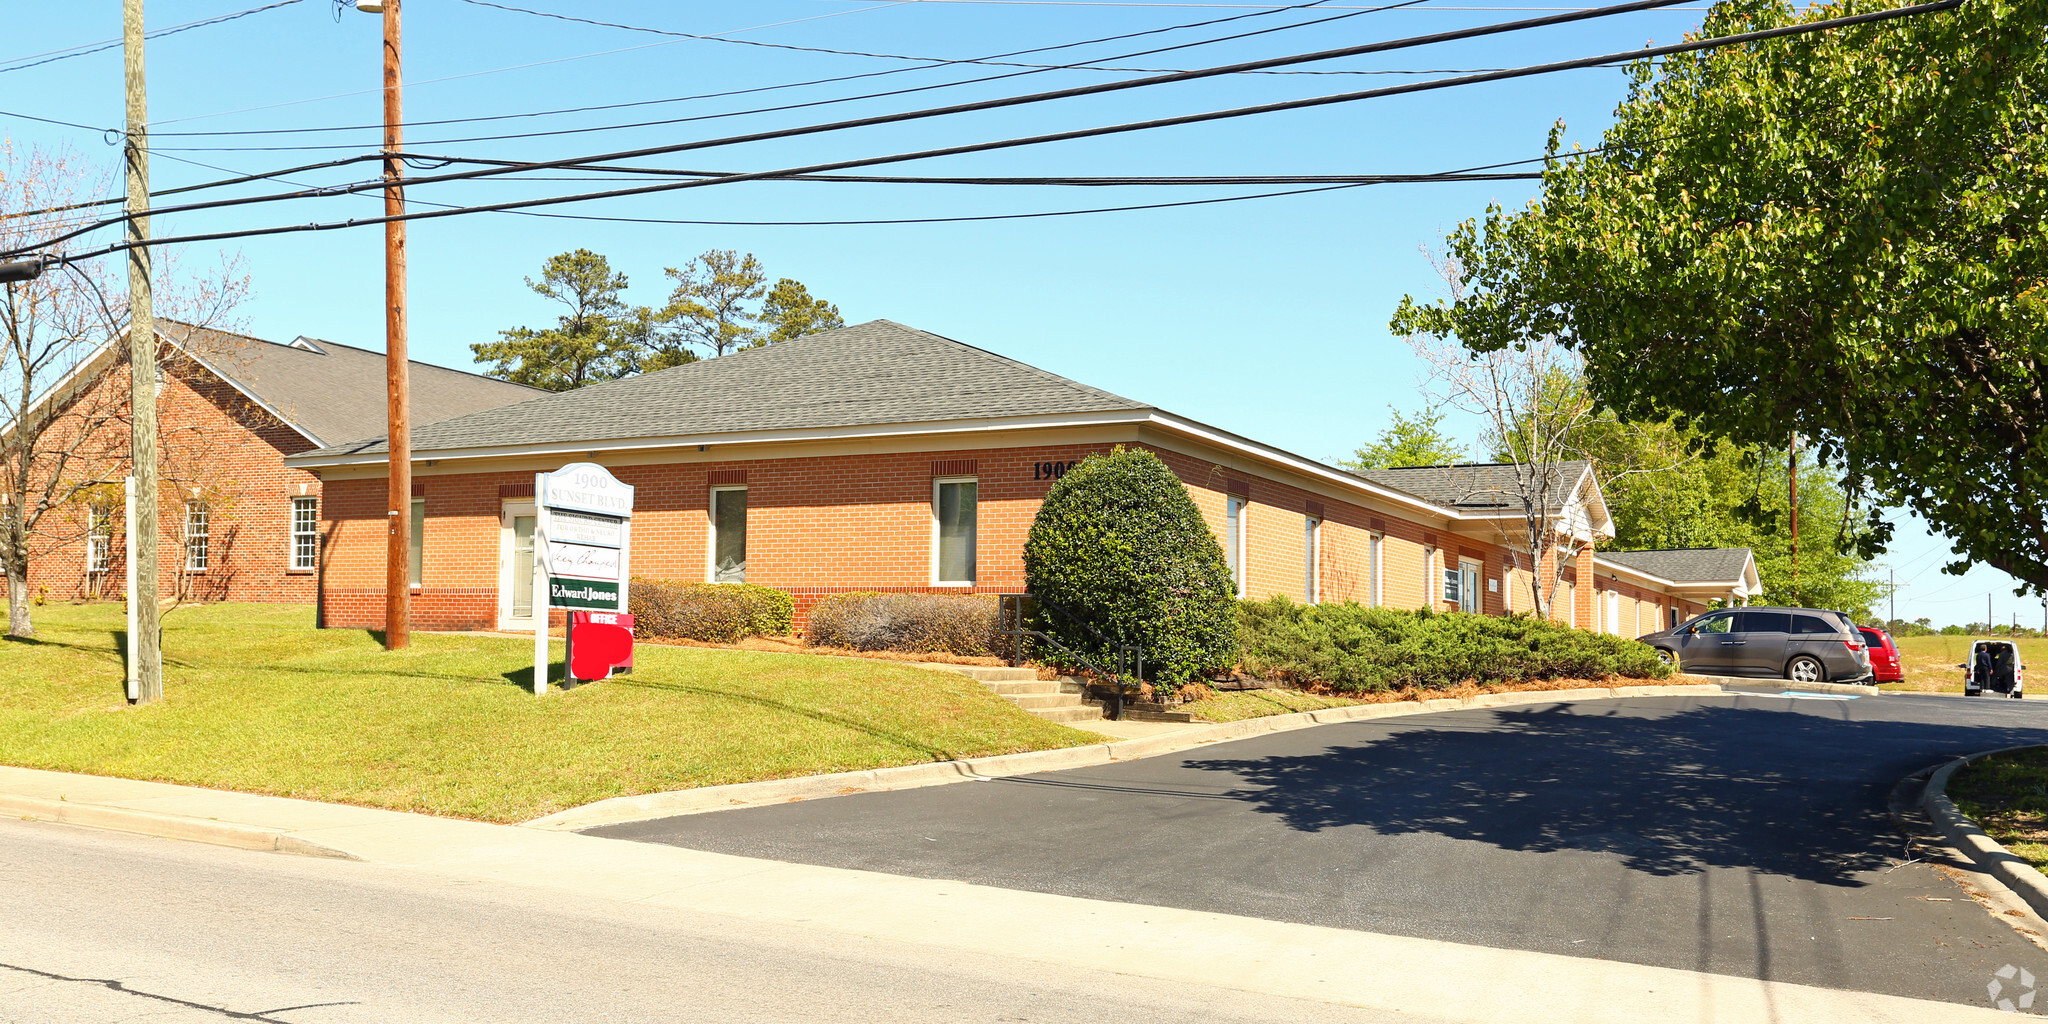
0, 602, 1102, 822
1946, 746, 2048, 872
1886, 634, 2048, 693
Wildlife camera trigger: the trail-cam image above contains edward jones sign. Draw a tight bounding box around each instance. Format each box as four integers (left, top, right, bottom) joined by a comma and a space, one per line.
537, 463, 634, 613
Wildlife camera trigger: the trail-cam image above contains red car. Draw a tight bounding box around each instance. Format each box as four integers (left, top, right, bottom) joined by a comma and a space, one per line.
1858, 626, 1903, 684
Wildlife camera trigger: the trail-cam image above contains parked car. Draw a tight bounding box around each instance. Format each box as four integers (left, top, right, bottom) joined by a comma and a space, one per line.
1962, 639, 2025, 698
1636, 607, 1872, 683
1858, 626, 1904, 684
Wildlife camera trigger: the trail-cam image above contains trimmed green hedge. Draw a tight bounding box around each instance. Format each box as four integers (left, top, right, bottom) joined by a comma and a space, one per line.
1023, 447, 1238, 693
1238, 597, 1671, 692
629, 581, 793, 643
806, 591, 998, 656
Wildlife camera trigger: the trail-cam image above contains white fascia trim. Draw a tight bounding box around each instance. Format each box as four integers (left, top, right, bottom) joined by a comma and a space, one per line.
1563, 466, 1617, 540
284, 407, 1155, 470
1591, 554, 1747, 595
0, 340, 120, 446
165, 331, 325, 448
1142, 412, 1455, 522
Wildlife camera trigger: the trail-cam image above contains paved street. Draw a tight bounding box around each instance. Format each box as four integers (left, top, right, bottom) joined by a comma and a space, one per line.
595, 691, 2048, 1010
0, 818, 1433, 1024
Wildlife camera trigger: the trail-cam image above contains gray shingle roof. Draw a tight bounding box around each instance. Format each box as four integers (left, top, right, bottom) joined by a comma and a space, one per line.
163, 321, 542, 447
1350, 461, 1592, 511
298, 320, 1152, 458
1599, 548, 1754, 583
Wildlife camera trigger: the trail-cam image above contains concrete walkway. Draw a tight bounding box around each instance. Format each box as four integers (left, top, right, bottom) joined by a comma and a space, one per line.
0, 759, 2019, 1022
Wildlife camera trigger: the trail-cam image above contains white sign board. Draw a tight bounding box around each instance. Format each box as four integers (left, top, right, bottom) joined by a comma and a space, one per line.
532, 463, 634, 695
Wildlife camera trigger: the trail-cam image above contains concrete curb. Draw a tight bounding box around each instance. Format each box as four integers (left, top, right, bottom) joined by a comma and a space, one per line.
525, 681, 1729, 830
0, 793, 360, 860
1920, 744, 2048, 921
1689, 674, 1881, 696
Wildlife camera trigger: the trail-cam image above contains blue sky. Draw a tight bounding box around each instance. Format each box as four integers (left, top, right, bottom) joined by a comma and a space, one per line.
2, 0, 2026, 626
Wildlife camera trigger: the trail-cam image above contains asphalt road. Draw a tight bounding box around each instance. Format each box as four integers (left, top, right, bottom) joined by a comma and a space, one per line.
594, 691, 2048, 1010
0, 818, 1437, 1024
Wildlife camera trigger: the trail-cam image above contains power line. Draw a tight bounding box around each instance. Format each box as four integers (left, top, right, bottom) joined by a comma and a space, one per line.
48, 0, 1700, 238
0, 0, 308, 76
9, 0, 1952, 263
153, 0, 1434, 152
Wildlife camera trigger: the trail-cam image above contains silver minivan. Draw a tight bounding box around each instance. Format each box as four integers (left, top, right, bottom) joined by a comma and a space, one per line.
1637, 607, 1873, 683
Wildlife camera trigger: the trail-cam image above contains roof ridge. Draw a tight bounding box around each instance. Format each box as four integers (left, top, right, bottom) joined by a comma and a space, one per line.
874, 319, 1149, 411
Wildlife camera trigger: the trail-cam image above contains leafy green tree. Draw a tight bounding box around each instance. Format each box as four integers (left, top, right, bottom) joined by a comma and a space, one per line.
760, 278, 845, 344
1390, 0, 2048, 594
1024, 447, 1237, 693
473, 250, 654, 391
655, 251, 846, 364
656, 249, 766, 365
1343, 405, 1467, 469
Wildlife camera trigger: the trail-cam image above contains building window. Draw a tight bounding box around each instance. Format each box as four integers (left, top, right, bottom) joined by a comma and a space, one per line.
291, 497, 318, 571
1455, 559, 1481, 613
183, 502, 208, 572
408, 497, 424, 588
710, 486, 747, 583
1304, 516, 1320, 604
1224, 496, 1248, 599
1369, 532, 1383, 607
934, 477, 977, 584
87, 507, 113, 574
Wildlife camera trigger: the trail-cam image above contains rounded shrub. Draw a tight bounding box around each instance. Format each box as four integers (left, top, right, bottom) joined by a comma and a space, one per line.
1023, 446, 1238, 692
629, 581, 792, 643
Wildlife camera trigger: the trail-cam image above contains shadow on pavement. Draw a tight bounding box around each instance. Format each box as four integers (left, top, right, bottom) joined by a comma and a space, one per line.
1180, 700, 2044, 885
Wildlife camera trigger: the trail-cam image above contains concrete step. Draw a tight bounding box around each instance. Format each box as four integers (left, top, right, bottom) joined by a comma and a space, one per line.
1008, 692, 1087, 710
1034, 704, 1105, 724
920, 664, 1039, 682
984, 680, 1062, 696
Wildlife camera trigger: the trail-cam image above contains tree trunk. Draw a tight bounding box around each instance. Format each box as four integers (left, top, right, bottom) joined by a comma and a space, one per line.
6, 572, 31, 638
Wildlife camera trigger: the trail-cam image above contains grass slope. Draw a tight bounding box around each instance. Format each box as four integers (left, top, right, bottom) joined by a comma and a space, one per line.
1886, 635, 2048, 693
0, 603, 1100, 822
1947, 747, 2048, 872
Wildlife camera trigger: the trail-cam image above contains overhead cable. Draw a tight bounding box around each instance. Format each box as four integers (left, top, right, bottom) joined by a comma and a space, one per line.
6, 0, 1955, 262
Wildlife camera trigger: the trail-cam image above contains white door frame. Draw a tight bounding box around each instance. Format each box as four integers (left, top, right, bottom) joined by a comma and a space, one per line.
497, 499, 538, 631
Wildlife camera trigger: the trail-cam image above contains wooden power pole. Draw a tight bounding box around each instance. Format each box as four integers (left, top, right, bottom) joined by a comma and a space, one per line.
124, 0, 163, 703
381, 0, 411, 650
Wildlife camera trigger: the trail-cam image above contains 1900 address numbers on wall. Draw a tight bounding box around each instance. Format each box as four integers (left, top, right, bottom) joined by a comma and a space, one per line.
1033, 460, 1078, 481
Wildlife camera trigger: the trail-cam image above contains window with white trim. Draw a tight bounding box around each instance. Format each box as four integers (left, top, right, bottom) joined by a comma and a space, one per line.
710, 486, 747, 583
183, 502, 209, 572
290, 497, 318, 571
408, 498, 424, 587
86, 507, 113, 574
1224, 496, 1248, 599
934, 477, 977, 584
1304, 516, 1320, 604
1369, 532, 1383, 607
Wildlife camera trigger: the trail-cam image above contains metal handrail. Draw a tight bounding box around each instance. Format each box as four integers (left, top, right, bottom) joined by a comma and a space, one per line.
996, 593, 1145, 721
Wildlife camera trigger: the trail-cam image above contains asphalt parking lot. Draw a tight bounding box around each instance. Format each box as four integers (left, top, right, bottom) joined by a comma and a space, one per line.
594, 691, 2048, 1009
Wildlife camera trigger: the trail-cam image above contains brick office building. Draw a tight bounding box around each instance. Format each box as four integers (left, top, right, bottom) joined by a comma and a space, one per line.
287, 319, 1756, 634
7, 321, 538, 606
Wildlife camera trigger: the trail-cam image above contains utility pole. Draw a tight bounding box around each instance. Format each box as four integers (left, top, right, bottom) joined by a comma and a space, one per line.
1787, 434, 1800, 606
379, 0, 411, 651
1889, 567, 1895, 624
124, 0, 163, 703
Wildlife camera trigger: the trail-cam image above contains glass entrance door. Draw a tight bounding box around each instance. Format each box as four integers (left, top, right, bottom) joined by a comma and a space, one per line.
500, 502, 538, 630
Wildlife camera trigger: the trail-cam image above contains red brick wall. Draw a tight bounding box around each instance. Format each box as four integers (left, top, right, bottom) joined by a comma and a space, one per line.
17, 353, 321, 606
313, 441, 1710, 636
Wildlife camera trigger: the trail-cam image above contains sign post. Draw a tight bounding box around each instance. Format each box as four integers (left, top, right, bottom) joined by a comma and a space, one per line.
532, 463, 633, 695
